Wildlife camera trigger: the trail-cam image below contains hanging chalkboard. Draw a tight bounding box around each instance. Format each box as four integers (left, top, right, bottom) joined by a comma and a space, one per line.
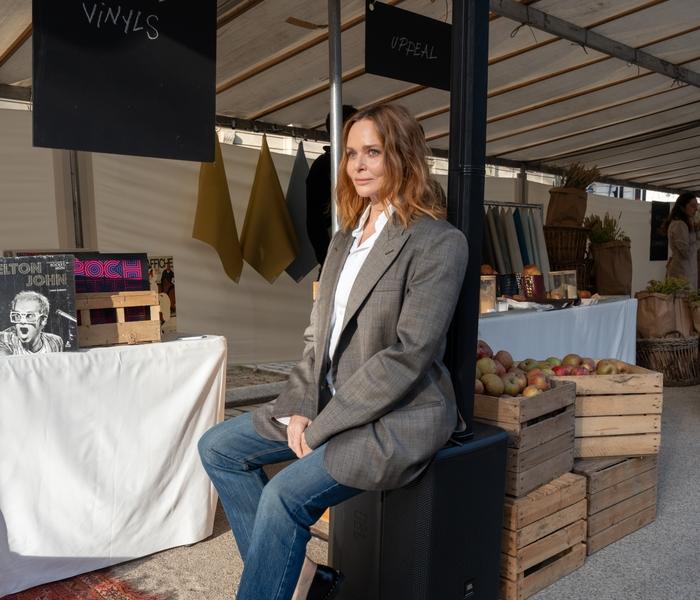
32, 0, 216, 162
650, 201, 670, 261
365, 1, 451, 91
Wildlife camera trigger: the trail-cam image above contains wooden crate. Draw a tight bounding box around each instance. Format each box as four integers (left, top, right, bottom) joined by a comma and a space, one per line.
76, 291, 161, 347
553, 363, 663, 459
474, 381, 576, 497
500, 472, 587, 600
573, 456, 657, 555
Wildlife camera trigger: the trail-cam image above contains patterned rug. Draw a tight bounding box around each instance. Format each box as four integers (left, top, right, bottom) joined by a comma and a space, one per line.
3, 570, 165, 600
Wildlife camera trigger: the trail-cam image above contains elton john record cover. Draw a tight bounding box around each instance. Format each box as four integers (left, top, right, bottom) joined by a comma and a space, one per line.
0, 255, 77, 356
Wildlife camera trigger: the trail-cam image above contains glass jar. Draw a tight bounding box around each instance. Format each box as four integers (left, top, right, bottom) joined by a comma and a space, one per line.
550, 270, 578, 299
480, 275, 497, 314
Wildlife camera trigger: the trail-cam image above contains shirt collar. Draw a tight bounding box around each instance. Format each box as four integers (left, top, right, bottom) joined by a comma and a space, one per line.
351, 203, 396, 240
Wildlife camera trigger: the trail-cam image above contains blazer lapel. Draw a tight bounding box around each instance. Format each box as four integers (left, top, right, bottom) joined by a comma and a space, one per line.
339, 215, 411, 336
315, 231, 353, 373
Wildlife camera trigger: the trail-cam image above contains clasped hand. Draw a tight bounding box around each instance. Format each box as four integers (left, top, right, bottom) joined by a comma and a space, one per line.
287, 415, 313, 458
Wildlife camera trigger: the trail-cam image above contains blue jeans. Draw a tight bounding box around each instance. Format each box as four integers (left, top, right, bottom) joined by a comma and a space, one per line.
198, 412, 361, 600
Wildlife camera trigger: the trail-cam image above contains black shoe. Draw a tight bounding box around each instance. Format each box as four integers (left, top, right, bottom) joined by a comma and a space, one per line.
307, 564, 344, 600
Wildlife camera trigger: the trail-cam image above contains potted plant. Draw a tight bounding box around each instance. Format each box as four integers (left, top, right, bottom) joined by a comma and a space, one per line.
545, 162, 600, 228
584, 212, 632, 295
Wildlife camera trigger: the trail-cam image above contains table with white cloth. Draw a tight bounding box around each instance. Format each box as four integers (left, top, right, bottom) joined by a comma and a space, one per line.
0, 335, 226, 596
478, 298, 637, 363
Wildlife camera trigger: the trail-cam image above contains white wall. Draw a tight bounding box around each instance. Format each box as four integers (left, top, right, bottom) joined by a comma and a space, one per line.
0, 108, 61, 250
91, 143, 315, 364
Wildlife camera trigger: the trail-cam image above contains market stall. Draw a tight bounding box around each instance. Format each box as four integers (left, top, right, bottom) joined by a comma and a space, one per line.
0, 335, 226, 596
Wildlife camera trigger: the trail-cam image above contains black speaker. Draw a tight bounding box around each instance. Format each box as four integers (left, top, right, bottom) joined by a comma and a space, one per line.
329, 422, 508, 600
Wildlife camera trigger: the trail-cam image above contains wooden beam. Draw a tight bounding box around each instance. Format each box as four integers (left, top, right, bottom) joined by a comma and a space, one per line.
490, 0, 700, 88
0, 83, 31, 102
217, 0, 265, 29
0, 22, 31, 70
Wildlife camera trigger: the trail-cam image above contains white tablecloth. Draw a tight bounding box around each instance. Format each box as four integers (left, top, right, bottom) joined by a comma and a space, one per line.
0, 336, 226, 596
478, 299, 637, 363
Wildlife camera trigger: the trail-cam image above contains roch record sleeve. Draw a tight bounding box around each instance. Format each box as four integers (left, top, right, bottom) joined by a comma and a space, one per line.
0, 255, 77, 356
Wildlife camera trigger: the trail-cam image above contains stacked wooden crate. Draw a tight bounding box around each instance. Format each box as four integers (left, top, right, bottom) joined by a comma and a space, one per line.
573, 456, 657, 555
553, 362, 663, 459
475, 381, 586, 599
553, 362, 662, 555
500, 473, 587, 600
474, 380, 576, 497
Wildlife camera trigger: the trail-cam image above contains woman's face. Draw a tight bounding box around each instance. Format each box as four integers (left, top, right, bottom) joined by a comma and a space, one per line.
346, 119, 386, 202
683, 198, 698, 218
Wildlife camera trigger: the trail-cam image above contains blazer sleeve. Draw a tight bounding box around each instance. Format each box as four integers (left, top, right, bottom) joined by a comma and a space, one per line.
669, 220, 691, 260
270, 298, 319, 421
304, 225, 468, 449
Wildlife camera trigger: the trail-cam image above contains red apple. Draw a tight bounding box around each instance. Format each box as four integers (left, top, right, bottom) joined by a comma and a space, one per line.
527, 369, 550, 391
501, 373, 521, 396
494, 350, 513, 371
494, 360, 506, 376
562, 353, 582, 367
477, 357, 497, 375
508, 367, 527, 390
552, 365, 572, 376
522, 385, 542, 397
475, 379, 484, 394
476, 339, 493, 359
572, 367, 591, 376
481, 373, 505, 396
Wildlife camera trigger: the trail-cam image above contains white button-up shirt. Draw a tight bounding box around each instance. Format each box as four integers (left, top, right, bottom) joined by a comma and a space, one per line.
277, 203, 394, 424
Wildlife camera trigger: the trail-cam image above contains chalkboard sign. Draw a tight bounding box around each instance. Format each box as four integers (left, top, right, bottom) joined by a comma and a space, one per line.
650, 201, 670, 261
33, 0, 216, 162
365, 1, 451, 91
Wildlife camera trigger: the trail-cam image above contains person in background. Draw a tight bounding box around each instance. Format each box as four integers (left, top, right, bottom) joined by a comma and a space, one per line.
305, 105, 357, 275
198, 103, 468, 600
663, 192, 698, 291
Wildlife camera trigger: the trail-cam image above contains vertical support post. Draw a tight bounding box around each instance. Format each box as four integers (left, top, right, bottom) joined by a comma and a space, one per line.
517, 165, 529, 204
328, 0, 343, 234
69, 149, 84, 248
445, 0, 489, 438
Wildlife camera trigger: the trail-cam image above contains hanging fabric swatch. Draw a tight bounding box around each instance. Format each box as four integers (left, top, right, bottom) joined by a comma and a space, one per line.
192, 135, 243, 282
481, 211, 496, 269
241, 135, 299, 283
494, 208, 512, 273
513, 208, 530, 265
285, 142, 318, 282
486, 208, 505, 274
532, 208, 552, 289
504, 209, 524, 273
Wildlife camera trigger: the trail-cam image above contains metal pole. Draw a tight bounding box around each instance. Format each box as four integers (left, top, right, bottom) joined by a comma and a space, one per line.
445, 0, 490, 439
68, 150, 84, 248
328, 0, 343, 234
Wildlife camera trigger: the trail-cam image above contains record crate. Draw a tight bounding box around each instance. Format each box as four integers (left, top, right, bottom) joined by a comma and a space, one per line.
552, 362, 663, 459
573, 456, 657, 555
76, 290, 161, 347
500, 472, 587, 600
474, 380, 576, 497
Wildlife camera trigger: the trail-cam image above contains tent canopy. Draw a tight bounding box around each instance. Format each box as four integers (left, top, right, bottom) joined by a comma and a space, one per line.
1, 0, 699, 194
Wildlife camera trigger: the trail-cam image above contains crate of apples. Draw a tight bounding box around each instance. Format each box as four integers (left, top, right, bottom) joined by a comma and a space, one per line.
548, 354, 631, 376
475, 340, 552, 397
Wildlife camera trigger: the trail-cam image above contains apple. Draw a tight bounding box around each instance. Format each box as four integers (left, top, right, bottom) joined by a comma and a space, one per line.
552, 365, 572, 376
527, 369, 550, 391
596, 359, 618, 375
546, 357, 562, 367
477, 357, 497, 375
477, 339, 493, 359
611, 359, 630, 374
475, 379, 484, 394
519, 358, 539, 372
494, 350, 513, 371
501, 373, 521, 396
572, 367, 591, 376
481, 373, 505, 396
540, 367, 555, 378
562, 353, 582, 367
581, 358, 596, 372
494, 360, 506, 376
508, 367, 527, 390
475, 365, 482, 380
522, 385, 542, 397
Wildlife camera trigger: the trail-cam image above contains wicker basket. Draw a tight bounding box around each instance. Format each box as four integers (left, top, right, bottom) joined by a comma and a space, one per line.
636, 333, 700, 387
544, 226, 589, 264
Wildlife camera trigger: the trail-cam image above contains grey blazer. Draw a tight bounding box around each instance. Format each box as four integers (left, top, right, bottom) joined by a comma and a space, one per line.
253, 214, 468, 490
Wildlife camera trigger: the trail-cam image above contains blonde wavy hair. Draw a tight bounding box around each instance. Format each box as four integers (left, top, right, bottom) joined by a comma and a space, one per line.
336, 104, 446, 231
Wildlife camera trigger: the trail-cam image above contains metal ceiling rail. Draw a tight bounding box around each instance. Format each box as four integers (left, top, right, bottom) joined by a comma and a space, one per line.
489, 0, 700, 89
0, 83, 29, 102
